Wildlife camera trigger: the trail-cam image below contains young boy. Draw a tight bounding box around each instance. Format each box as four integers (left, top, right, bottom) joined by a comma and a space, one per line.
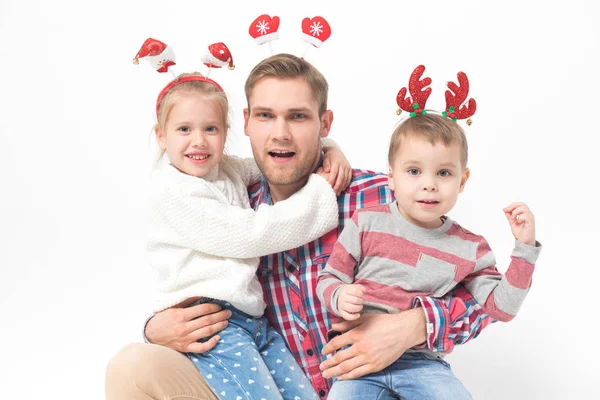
317, 105, 541, 398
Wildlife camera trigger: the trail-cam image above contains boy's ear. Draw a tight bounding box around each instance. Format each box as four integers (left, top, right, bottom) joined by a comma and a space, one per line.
459, 168, 470, 193
388, 168, 395, 192
155, 126, 167, 150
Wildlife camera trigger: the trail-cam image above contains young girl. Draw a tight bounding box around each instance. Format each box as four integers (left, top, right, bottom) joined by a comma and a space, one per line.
147, 72, 349, 400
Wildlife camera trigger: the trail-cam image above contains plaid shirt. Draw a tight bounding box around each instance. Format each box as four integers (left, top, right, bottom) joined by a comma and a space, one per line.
249, 167, 495, 398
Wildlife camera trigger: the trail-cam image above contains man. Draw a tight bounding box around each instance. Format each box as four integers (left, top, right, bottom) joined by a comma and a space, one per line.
106, 54, 492, 399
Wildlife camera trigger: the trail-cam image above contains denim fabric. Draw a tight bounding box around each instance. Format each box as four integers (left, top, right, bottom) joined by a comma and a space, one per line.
327, 352, 472, 400
187, 299, 319, 400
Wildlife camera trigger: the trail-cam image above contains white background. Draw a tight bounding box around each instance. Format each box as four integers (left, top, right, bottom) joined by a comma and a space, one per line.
1, 0, 598, 398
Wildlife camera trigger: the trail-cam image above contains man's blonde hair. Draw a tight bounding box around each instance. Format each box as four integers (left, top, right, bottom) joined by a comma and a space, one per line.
244, 54, 328, 116
388, 114, 468, 168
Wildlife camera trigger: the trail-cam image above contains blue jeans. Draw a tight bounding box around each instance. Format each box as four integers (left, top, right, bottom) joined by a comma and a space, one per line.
327, 352, 472, 400
187, 299, 319, 400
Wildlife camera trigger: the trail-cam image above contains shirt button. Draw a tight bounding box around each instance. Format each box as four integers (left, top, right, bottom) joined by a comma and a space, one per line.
306, 349, 313, 356
319, 389, 326, 397
287, 265, 295, 273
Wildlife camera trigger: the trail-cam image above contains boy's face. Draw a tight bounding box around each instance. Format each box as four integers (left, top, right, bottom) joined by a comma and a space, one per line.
243, 76, 332, 187
388, 134, 469, 228
155, 94, 226, 178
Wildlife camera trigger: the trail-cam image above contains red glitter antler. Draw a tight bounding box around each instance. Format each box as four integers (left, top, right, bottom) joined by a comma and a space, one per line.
396, 65, 432, 116
444, 72, 476, 124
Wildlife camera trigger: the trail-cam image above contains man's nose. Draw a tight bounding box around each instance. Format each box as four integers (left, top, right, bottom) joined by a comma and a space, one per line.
271, 118, 291, 141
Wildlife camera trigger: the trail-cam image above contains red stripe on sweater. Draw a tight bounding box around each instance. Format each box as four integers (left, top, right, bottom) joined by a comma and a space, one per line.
505, 257, 534, 289
483, 291, 515, 322
360, 231, 476, 278
355, 278, 430, 310
326, 242, 359, 278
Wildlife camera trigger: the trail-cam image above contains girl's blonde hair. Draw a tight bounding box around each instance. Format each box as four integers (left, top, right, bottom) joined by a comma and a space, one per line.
154, 72, 229, 134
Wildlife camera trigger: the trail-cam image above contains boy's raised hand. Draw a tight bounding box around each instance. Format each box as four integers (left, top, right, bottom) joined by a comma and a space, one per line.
337, 284, 365, 320
503, 202, 536, 246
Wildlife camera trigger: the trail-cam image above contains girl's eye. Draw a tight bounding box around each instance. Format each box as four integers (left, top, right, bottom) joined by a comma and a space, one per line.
178, 126, 191, 133
438, 169, 452, 177
205, 126, 217, 133
408, 169, 420, 176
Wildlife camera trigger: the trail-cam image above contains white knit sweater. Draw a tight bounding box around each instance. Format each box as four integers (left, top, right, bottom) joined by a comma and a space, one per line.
147, 155, 339, 315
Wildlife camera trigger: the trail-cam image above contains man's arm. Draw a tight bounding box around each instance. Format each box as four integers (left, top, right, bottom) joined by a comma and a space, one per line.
320, 285, 495, 379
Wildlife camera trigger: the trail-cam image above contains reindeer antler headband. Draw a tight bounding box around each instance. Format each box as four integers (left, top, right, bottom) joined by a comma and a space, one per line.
133, 38, 235, 117
396, 65, 477, 125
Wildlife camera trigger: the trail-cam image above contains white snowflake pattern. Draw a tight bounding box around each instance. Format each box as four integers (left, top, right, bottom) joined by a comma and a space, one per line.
256, 20, 270, 35
310, 21, 323, 37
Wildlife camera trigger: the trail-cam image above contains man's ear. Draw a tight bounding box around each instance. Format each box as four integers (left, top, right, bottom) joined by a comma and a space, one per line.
320, 110, 334, 138
243, 108, 250, 137
388, 168, 395, 192
155, 126, 167, 150
459, 168, 470, 193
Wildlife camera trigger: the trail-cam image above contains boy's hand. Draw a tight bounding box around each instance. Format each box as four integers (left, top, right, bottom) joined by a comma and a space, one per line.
503, 202, 536, 246
337, 284, 365, 320
322, 146, 352, 196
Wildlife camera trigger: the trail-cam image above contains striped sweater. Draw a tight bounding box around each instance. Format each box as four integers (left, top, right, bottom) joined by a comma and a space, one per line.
317, 201, 541, 331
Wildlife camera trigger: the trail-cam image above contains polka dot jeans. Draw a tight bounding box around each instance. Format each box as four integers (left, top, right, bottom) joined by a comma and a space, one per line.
187, 299, 319, 400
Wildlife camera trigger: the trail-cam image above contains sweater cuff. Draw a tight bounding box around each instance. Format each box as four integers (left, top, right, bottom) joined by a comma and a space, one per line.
512, 239, 542, 265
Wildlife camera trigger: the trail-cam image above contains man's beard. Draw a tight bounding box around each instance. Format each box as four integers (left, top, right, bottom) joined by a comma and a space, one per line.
252, 144, 320, 186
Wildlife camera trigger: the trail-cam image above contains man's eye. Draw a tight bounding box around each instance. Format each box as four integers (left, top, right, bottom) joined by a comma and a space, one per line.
408, 169, 420, 176
292, 113, 306, 119
258, 112, 271, 119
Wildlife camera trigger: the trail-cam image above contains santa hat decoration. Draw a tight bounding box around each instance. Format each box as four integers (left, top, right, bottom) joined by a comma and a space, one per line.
133, 38, 176, 74
201, 42, 235, 70
249, 14, 280, 46
300, 17, 331, 48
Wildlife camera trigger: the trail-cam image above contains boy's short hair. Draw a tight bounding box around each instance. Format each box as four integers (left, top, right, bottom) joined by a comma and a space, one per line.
388, 114, 469, 168
244, 53, 328, 116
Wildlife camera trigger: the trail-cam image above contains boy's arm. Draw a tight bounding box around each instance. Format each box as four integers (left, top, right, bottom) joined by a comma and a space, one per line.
413, 237, 541, 353
151, 174, 338, 259
317, 213, 362, 316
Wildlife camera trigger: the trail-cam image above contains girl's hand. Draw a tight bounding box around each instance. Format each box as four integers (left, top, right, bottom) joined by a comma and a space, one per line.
503, 202, 536, 246
323, 146, 352, 196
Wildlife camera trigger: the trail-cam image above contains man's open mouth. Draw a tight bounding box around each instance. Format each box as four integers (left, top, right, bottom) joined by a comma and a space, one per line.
268, 150, 295, 159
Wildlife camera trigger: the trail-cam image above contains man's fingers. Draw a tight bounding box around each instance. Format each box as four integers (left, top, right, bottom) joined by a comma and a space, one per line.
185, 335, 221, 354
322, 353, 366, 379
338, 364, 375, 381
320, 344, 357, 371
188, 319, 229, 342
183, 302, 224, 320
330, 318, 362, 334
321, 330, 355, 356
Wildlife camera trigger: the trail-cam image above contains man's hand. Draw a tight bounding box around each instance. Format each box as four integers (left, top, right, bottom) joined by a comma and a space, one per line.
337, 284, 365, 321
145, 297, 232, 353
319, 308, 427, 380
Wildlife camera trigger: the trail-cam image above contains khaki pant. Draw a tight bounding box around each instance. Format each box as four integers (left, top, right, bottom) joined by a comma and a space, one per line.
105, 343, 218, 400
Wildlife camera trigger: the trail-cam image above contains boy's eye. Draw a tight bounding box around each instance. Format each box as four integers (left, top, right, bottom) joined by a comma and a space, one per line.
438, 169, 452, 177
205, 126, 217, 133
408, 168, 420, 176
177, 126, 191, 133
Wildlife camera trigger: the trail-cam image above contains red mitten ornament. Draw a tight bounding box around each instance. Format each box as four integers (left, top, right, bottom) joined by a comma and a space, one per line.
249, 14, 280, 45
301, 17, 331, 48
